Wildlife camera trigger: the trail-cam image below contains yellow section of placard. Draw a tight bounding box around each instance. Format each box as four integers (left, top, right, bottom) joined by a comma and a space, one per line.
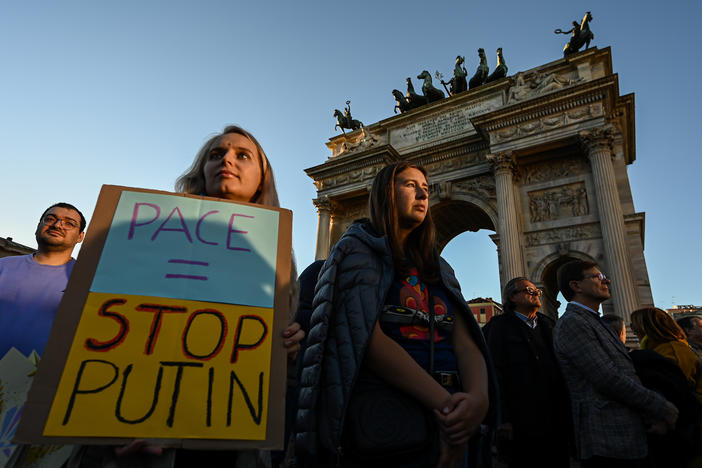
44, 292, 272, 440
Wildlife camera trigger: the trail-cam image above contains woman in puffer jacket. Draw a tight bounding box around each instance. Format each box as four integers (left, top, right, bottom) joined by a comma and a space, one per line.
296, 162, 496, 468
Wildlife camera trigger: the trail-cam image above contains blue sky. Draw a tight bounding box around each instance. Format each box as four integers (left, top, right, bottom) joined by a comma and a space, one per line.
1, 0, 699, 311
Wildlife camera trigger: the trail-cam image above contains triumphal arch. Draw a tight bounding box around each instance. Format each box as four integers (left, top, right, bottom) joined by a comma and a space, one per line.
305, 47, 652, 320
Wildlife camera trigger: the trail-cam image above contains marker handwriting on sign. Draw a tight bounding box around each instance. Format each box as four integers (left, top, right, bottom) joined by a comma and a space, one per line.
127, 203, 253, 252
61, 359, 264, 428
61, 297, 271, 430
166, 259, 209, 281
83, 299, 268, 362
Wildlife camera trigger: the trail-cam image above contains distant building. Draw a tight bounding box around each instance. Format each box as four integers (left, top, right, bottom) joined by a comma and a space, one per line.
667, 304, 702, 318
0, 236, 35, 258
467, 297, 502, 327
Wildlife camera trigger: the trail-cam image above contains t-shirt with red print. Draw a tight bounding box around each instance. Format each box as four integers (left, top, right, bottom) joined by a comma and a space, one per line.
379, 267, 458, 372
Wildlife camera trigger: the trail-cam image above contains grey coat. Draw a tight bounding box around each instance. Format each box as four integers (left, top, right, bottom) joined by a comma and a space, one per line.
295, 220, 496, 457
553, 302, 671, 460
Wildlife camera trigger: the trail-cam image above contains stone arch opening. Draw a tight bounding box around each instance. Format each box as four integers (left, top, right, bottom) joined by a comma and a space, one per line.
432, 198, 501, 311
532, 251, 598, 320
431, 198, 496, 252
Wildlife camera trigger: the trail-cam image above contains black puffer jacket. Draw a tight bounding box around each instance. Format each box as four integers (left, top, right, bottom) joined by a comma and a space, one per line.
295, 220, 497, 457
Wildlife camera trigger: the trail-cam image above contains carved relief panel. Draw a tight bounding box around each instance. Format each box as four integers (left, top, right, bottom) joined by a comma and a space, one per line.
525, 223, 600, 247
453, 175, 498, 211
528, 182, 589, 223
316, 165, 383, 192
490, 102, 604, 146
521, 157, 588, 185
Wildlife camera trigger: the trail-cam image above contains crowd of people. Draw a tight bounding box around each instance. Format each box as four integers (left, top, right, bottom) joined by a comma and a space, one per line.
1, 125, 700, 468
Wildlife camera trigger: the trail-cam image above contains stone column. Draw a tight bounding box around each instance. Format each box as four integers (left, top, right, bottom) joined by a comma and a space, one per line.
487, 151, 524, 284
313, 196, 333, 260
580, 126, 638, 319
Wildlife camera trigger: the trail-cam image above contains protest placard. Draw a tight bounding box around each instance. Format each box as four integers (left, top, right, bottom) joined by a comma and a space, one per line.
15, 186, 292, 449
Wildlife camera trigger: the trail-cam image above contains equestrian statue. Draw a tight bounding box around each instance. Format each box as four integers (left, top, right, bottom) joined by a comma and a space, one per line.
334, 100, 363, 133
555, 11, 594, 57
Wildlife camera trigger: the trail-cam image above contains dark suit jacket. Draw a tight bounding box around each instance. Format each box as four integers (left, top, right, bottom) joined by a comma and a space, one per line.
553, 302, 671, 460
484, 311, 570, 440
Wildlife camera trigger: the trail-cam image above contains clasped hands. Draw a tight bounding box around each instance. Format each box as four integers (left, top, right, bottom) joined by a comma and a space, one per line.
434, 392, 488, 468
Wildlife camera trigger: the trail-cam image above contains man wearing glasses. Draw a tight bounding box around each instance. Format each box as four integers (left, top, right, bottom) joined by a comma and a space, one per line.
0, 202, 85, 358
483, 277, 571, 468
553, 260, 678, 468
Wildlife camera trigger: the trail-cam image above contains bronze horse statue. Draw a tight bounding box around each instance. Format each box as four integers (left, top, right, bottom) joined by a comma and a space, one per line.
333, 109, 363, 133
469, 48, 489, 89
405, 77, 427, 108
417, 70, 445, 103
393, 89, 414, 113
556, 11, 594, 57
486, 47, 508, 83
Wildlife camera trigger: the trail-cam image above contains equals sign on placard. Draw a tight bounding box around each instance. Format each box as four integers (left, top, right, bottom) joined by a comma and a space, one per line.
165, 259, 209, 281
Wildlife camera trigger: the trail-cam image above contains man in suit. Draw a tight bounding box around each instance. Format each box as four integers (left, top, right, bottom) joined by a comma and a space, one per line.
553, 260, 678, 468
484, 277, 571, 468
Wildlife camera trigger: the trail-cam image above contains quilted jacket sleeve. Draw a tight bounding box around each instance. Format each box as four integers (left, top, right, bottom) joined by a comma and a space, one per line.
294, 246, 339, 455
294, 234, 390, 456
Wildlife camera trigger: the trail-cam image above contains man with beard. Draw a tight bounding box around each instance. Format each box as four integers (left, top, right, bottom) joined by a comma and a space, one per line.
553, 260, 678, 468
0, 202, 85, 357
483, 277, 571, 468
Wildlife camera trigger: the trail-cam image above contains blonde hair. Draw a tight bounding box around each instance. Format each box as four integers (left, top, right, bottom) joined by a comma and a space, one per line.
176, 126, 297, 315
175, 125, 280, 207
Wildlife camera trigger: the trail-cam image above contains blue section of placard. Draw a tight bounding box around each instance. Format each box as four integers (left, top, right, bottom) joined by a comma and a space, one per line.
91, 191, 279, 308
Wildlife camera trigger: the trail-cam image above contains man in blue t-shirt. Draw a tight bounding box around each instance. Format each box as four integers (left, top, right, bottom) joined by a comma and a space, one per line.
0, 202, 86, 357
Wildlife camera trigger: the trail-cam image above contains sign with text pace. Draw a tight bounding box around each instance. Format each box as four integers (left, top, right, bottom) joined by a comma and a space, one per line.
16, 186, 292, 450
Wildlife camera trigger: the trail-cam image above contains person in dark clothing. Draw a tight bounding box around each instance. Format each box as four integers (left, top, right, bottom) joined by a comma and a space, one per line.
601, 314, 627, 344
676, 316, 702, 360
295, 260, 325, 336
296, 162, 495, 468
629, 349, 702, 467
483, 277, 571, 468
277, 259, 325, 468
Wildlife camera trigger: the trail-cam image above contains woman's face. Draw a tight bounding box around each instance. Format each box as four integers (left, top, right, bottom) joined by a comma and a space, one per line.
393, 167, 429, 231
203, 133, 262, 202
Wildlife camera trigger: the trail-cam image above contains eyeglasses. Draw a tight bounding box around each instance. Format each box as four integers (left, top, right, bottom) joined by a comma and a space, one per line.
583, 273, 608, 282
42, 214, 80, 230
519, 286, 543, 297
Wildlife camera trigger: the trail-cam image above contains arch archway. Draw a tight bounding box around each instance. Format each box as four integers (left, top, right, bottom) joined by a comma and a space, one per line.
531, 251, 598, 320
306, 48, 652, 320
431, 197, 496, 252
432, 198, 499, 305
